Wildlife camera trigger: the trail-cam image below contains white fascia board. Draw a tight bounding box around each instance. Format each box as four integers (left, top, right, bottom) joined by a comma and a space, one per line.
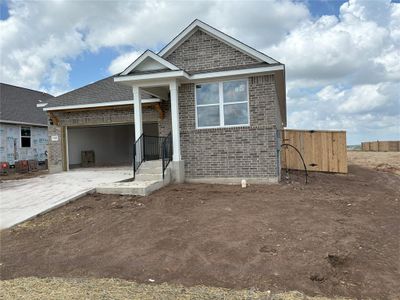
121, 50, 180, 76
189, 65, 284, 81
114, 66, 283, 84
36, 103, 48, 108
0, 120, 47, 127
158, 19, 279, 64
43, 99, 160, 111
115, 70, 189, 82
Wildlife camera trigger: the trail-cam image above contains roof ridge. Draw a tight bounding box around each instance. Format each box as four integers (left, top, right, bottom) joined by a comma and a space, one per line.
0, 82, 54, 98
53, 75, 117, 99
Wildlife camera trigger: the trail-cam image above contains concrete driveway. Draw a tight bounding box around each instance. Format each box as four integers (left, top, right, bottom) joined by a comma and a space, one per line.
0, 167, 132, 229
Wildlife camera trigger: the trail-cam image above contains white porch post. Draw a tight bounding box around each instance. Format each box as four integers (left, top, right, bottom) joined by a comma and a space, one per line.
133, 85, 143, 166
133, 85, 143, 140
169, 80, 181, 161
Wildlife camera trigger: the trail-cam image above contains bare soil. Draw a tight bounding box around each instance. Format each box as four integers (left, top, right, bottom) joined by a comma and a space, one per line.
348, 151, 400, 175
1, 163, 399, 299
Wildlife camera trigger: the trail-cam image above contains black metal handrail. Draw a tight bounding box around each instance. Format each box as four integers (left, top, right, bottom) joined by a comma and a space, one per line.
133, 133, 173, 180
161, 132, 173, 179
133, 133, 144, 180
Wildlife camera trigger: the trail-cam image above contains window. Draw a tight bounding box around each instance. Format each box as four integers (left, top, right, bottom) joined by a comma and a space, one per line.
196, 79, 249, 128
21, 127, 31, 148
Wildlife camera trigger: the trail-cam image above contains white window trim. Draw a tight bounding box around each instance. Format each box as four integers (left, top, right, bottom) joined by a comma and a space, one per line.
20, 125, 31, 148
195, 78, 250, 129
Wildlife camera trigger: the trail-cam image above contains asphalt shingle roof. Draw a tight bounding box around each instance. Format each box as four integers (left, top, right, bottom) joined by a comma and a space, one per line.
45, 76, 137, 109
0, 83, 53, 126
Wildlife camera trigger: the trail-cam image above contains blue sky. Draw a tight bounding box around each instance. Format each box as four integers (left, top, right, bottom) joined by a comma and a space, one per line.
1, 0, 399, 144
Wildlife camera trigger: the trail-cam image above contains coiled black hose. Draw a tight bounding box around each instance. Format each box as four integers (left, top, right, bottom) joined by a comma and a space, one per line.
281, 143, 308, 184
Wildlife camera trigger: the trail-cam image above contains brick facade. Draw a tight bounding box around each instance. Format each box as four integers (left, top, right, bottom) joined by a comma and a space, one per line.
178, 75, 280, 180
165, 30, 260, 73
47, 27, 283, 181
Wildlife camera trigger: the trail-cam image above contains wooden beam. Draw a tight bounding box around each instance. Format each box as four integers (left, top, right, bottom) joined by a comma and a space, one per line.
153, 103, 165, 119
48, 112, 59, 126
50, 102, 161, 114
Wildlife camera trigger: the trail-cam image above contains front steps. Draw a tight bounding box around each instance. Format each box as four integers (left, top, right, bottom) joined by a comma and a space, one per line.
95, 160, 170, 196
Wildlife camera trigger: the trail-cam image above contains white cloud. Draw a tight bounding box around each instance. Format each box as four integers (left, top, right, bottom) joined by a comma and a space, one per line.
287, 81, 400, 143
108, 51, 142, 75
265, 10, 391, 84
265, 0, 400, 143
338, 83, 398, 114
0, 0, 309, 93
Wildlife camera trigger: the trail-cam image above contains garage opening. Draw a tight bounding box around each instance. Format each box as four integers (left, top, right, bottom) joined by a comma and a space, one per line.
67, 123, 158, 169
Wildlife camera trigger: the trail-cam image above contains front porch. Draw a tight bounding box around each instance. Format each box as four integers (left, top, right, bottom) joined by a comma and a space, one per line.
114, 78, 185, 184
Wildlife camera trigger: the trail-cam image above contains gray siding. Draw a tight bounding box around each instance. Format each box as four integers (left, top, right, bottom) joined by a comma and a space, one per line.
0, 123, 48, 164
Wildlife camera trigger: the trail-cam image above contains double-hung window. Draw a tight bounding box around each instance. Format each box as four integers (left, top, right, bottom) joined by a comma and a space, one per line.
21, 126, 31, 148
196, 79, 249, 128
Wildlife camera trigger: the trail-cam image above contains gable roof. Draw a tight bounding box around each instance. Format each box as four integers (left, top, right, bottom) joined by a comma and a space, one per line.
0, 83, 53, 126
121, 50, 180, 76
45, 76, 157, 110
158, 19, 280, 65
115, 19, 286, 125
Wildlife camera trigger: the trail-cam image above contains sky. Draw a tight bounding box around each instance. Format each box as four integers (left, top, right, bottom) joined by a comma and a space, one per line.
0, 0, 399, 144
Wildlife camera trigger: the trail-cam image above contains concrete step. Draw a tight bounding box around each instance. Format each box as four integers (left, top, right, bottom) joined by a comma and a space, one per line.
137, 168, 163, 175
95, 164, 171, 196
140, 160, 162, 168
96, 180, 164, 196
135, 173, 163, 181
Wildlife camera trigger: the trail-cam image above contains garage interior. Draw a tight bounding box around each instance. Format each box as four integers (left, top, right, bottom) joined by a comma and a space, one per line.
67, 122, 158, 169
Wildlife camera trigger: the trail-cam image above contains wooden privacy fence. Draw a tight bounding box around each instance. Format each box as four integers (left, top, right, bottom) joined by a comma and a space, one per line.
361, 141, 400, 152
281, 129, 348, 174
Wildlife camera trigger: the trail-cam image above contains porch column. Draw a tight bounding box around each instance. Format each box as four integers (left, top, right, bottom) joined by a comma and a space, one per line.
169, 80, 181, 161
133, 85, 143, 140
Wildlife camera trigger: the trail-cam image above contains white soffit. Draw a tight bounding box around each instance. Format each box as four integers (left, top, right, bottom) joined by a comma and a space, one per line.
121, 50, 180, 76
43, 99, 160, 111
114, 65, 283, 83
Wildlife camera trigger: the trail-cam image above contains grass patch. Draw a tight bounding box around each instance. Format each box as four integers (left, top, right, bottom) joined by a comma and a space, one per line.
0, 277, 351, 300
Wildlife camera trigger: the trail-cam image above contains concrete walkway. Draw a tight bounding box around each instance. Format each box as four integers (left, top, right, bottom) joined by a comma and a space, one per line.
0, 167, 132, 229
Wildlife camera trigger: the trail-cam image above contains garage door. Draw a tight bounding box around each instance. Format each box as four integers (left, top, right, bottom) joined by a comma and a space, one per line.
67, 123, 158, 168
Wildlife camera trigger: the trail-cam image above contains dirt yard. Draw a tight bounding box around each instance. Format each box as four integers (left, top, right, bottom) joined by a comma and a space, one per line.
1, 158, 399, 299
348, 151, 400, 175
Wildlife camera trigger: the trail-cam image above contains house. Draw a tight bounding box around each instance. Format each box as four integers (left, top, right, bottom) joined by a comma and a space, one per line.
43, 19, 286, 184
0, 83, 53, 168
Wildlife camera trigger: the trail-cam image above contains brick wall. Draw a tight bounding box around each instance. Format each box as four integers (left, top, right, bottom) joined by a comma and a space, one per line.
47, 125, 63, 173
165, 30, 260, 73
158, 100, 172, 137
54, 107, 158, 127
179, 75, 280, 180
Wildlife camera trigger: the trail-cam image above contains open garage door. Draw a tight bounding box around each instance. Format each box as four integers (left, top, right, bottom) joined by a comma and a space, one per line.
67, 123, 158, 169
